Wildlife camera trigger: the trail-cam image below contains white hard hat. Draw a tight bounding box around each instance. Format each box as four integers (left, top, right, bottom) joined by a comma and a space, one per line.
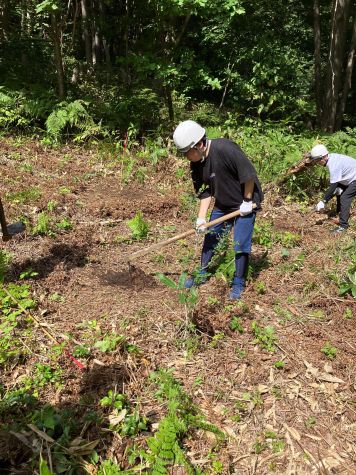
310, 144, 328, 160
173, 120, 206, 153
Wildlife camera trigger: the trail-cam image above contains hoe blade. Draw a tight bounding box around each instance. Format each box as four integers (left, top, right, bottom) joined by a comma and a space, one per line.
7, 221, 26, 236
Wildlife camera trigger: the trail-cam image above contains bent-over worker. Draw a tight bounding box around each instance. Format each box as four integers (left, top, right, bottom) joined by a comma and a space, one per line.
311, 144, 356, 234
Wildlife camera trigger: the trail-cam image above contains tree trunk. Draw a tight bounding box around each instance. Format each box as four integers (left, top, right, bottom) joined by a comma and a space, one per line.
0, 0, 10, 42
321, 0, 352, 132
81, 0, 92, 68
51, 12, 65, 99
313, 0, 322, 127
336, 15, 356, 129
166, 86, 174, 122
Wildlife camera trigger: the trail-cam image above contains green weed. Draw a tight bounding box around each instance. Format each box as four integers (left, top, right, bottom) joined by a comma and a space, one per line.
94, 334, 125, 353
253, 221, 273, 248
321, 342, 337, 360
274, 361, 286, 369
56, 217, 73, 231
127, 211, 150, 240
19, 268, 38, 280
0, 283, 36, 365
0, 250, 13, 283
7, 187, 42, 204
343, 308, 353, 319
230, 316, 244, 333
32, 212, 54, 236
251, 321, 277, 352
100, 390, 147, 436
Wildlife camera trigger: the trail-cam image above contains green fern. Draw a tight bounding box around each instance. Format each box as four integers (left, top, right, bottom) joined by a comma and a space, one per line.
143, 370, 225, 474
45, 100, 89, 139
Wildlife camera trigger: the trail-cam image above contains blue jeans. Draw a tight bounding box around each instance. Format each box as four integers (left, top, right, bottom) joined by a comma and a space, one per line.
201, 208, 256, 270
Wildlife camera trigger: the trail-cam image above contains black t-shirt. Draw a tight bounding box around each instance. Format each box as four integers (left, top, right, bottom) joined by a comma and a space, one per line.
190, 138, 263, 212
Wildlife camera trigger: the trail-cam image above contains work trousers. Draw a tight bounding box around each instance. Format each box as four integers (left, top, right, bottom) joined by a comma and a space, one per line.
201, 208, 256, 272
339, 180, 356, 228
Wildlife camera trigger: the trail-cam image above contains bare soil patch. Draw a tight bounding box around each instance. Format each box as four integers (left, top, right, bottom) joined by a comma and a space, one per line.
1, 138, 355, 474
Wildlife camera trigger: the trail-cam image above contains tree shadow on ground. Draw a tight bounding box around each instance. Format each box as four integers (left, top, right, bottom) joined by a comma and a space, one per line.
0, 361, 131, 474
249, 251, 270, 280
9, 243, 89, 281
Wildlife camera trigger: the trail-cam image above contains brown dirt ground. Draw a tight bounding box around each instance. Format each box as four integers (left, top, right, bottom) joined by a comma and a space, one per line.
0, 137, 355, 474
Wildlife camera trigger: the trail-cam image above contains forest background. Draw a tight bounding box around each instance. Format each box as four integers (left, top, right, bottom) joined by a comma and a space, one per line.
1, 0, 356, 141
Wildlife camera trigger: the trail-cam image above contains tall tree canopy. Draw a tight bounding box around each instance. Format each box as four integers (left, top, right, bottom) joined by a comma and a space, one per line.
0, 0, 355, 135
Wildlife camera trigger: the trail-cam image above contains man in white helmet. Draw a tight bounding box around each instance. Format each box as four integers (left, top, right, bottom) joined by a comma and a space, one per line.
310, 144, 356, 233
173, 120, 263, 300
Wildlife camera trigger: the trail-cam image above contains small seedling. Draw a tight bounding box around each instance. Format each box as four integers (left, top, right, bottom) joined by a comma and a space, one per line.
19, 268, 39, 280
56, 217, 73, 230
251, 321, 277, 352
94, 334, 125, 353
209, 332, 225, 348
127, 211, 149, 240
32, 212, 54, 236
47, 200, 58, 211
305, 416, 316, 428
321, 341, 337, 359
72, 345, 91, 357
49, 292, 64, 302
236, 347, 246, 359
274, 360, 285, 369
343, 307, 353, 319
254, 281, 266, 294
230, 316, 244, 333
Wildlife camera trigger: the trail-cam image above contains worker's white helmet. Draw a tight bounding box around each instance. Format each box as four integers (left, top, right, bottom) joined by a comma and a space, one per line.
173, 120, 206, 153
310, 144, 328, 160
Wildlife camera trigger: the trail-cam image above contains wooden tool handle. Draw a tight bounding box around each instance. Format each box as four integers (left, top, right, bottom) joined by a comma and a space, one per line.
128, 204, 257, 262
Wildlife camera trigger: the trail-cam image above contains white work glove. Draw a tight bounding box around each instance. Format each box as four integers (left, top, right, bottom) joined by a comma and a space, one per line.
195, 217, 207, 234
239, 200, 253, 216
334, 187, 343, 196
315, 200, 325, 212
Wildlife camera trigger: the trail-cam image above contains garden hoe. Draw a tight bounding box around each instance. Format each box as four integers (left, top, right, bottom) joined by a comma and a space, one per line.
0, 198, 26, 240
128, 204, 257, 276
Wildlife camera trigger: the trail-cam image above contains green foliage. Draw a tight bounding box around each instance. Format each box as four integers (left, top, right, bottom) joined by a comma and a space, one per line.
142, 370, 225, 474
253, 221, 273, 248
45, 100, 106, 142
97, 460, 127, 475
251, 321, 277, 352
94, 334, 125, 353
7, 187, 42, 204
156, 272, 198, 311
0, 283, 36, 364
127, 211, 150, 240
56, 217, 73, 231
32, 212, 54, 236
19, 268, 39, 280
100, 390, 147, 437
0, 250, 13, 283
321, 342, 337, 360
230, 316, 244, 333
40, 456, 55, 475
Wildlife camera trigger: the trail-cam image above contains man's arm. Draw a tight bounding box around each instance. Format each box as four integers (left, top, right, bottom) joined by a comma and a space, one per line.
0, 197, 12, 241
323, 183, 339, 203
243, 178, 255, 201
198, 196, 212, 219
